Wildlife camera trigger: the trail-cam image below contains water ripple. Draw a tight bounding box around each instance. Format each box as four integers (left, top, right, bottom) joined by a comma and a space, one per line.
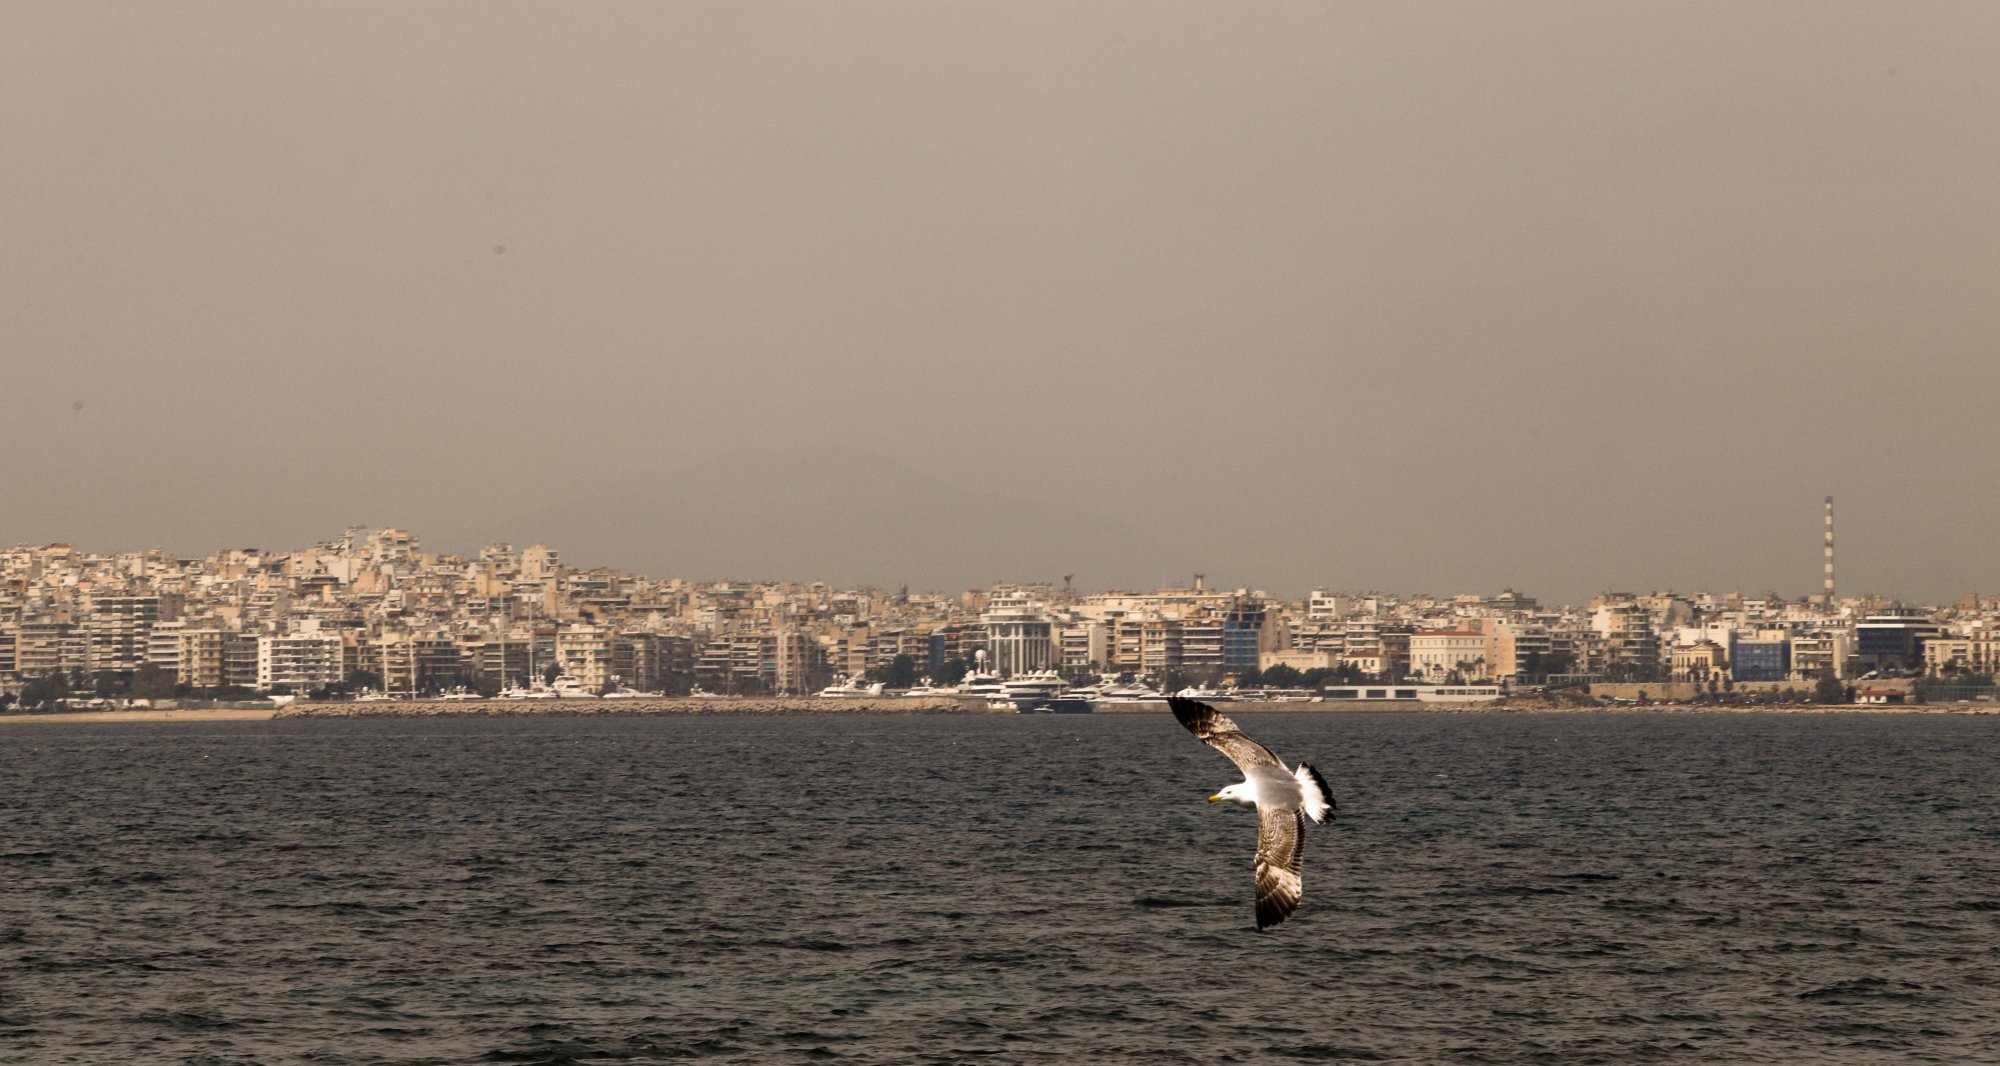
1, 712, 1995, 1063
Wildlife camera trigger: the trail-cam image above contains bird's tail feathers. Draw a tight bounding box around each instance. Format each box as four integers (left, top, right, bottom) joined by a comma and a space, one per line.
1296, 763, 1336, 824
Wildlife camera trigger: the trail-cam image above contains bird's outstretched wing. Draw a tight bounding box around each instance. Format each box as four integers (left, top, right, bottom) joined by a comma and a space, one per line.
1254, 806, 1306, 930
1169, 696, 1282, 772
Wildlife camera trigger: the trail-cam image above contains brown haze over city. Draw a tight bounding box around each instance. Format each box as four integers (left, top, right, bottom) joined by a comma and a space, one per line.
3, 2, 1996, 603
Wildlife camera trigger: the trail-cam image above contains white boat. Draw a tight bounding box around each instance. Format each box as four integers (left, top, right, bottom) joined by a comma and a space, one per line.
1176, 685, 1241, 702
997, 671, 1069, 701
902, 678, 957, 698
1243, 687, 1316, 703
550, 674, 597, 699
352, 688, 398, 703
816, 675, 886, 698
1098, 680, 1167, 703
603, 687, 666, 699
498, 678, 559, 700
688, 685, 725, 699
955, 671, 1006, 698
437, 687, 484, 701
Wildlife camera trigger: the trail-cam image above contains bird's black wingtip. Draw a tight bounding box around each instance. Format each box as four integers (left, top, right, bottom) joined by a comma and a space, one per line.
1302, 763, 1336, 814
1167, 695, 1211, 726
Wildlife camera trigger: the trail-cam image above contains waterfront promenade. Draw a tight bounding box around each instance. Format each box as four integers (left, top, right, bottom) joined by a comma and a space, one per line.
3, 698, 1994, 722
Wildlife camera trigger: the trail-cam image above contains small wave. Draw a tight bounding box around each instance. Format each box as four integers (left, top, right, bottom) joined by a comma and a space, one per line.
1482, 884, 1573, 897
1799, 977, 1929, 1003
754, 937, 849, 952
133, 1010, 245, 1031
1131, 896, 1220, 908
1268, 1042, 1390, 1061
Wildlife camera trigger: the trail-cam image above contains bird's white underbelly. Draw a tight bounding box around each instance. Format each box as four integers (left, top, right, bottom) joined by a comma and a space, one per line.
1245, 766, 1303, 810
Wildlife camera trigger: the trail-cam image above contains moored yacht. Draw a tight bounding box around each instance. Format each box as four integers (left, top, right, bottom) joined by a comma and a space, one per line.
549, 674, 596, 699
1097, 679, 1167, 703
997, 671, 1068, 701
1175, 685, 1241, 702
816, 675, 886, 698
499, 678, 556, 699
955, 671, 1006, 698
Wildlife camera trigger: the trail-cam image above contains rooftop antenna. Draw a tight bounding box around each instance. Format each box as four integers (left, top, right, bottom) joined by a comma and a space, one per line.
1824, 496, 1835, 605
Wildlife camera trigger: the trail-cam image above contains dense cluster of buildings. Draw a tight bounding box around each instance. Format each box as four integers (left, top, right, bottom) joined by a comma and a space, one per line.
1, 528, 1994, 700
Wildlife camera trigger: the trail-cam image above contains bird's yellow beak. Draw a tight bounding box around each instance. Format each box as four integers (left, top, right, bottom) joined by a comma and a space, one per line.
1207, 794, 1222, 803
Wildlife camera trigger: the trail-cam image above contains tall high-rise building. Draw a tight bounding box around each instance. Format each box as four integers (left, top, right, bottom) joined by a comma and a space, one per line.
982, 593, 1053, 677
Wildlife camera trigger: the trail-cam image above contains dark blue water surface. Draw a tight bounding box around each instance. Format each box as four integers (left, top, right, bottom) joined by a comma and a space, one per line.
1, 711, 1995, 1064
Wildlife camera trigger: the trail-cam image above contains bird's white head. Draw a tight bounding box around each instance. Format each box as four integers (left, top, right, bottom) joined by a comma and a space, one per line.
1207, 783, 1257, 809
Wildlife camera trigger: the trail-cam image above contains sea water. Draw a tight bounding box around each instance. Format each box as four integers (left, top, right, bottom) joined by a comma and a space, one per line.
1, 711, 1994, 1064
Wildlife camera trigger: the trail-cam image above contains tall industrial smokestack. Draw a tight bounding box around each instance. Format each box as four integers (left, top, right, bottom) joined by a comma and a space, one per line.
1824, 496, 1835, 604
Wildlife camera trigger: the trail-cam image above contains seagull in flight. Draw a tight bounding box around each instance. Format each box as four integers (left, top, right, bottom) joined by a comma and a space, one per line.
1169, 696, 1336, 930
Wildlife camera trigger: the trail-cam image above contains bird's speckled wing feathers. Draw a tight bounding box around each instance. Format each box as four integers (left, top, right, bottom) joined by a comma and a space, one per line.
1254, 807, 1305, 930
1168, 696, 1282, 772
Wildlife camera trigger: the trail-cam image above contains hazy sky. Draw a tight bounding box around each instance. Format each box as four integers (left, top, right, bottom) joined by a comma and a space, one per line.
4, 2, 1996, 603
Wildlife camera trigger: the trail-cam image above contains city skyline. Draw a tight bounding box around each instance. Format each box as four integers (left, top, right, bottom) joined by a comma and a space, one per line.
6, 525, 1988, 706
5, 517, 1993, 609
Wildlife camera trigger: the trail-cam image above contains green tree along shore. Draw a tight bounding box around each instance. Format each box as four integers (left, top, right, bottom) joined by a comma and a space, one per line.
1, 664, 348, 712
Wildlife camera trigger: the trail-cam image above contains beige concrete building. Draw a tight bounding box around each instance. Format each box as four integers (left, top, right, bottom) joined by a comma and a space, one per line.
1410, 630, 1486, 681
1260, 648, 1336, 672
1789, 630, 1851, 681
1058, 622, 1108, 670
176, 629, 230, 690
372, 634, 461, 694
556, 625, 615, 692
1671, 640, 1728, 683
1923, 633, 2000, 677
1481, 619, 1552, 680
13, 621, 73, 680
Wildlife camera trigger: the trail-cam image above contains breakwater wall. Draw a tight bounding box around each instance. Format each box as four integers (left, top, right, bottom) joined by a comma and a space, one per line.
276, 696, 1004, 718
1586, 679, 1914, 702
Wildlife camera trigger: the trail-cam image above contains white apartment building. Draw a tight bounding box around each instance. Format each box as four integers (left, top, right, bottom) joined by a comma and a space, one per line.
147, 620, 188, 677
982, 594, 1053, 677
256, 634, 344, 692
1410, 630, 1487, 680
1307, 590, 1351, 622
